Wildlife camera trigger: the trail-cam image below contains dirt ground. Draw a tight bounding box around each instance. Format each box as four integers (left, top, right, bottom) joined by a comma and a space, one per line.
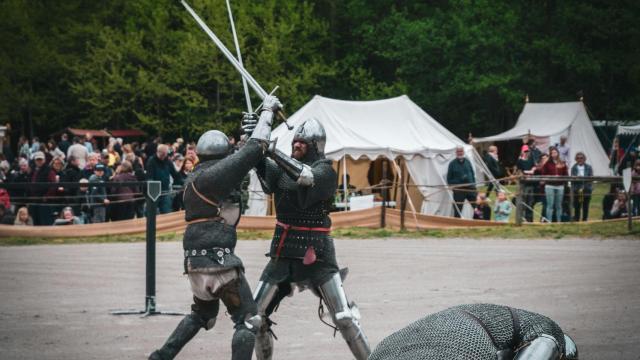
0, 238, 639, 360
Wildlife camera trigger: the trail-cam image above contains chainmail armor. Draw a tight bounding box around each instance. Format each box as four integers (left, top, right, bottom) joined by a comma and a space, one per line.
369, 304, 566, 360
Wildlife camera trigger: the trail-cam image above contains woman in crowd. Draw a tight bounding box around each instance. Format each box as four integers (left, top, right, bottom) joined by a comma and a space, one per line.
609, 137, 625, 175
541, 147, 568, 222
109, 161, 138, 221
610, 191, 629, 219
47, 139, 65, 161
473, 192, 492, 220
570, 152, 594, 221
172, 155, 195, 211
493, 191, 512, 222
14, 206, 33, 226
53, 206, 83, 225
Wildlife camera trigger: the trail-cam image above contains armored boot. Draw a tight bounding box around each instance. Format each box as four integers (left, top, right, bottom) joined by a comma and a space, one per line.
319, 273, 371, 360
148, 313, 204, 360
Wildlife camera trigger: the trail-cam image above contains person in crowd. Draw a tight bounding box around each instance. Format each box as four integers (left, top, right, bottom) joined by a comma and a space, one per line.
175, 137, 185, 154
53, 206, 83, 225
0, 204, 14, 224
88, 163, 109, 223
447, 146, 477, 217
172, 155, 195, 211
14, 206, 33, 226
106, 142, 121, 168
533, 153, 549, 221
557, 136, 570, 164
516, 145, 536, 222
67, 136, 89, 170
620, 149, 638, 173
610, 191, 630, 219
29, 151, 57, 225
483, 145, 503, 194
8, 158, 31, 210
570, 152, 593, 221
76, 178, 92, 224
47, 139, 65, 161
84, 133, 94, 153
114, 137, 124, 157
30, 136, 41, 155
473, 192, 491, 220
0, 160, 9, 183
609, 137, 625, 175
632, 159, 640, 216
541, 147, 568, 222
18, 136, 31, 159
61, 155, 83, 206
110, 161, 138, 221
58, 133, 71, 155
172, 153, 185, 172
146, 144, 180, 214
50, 157, 65, 177
493, 190, 512, 222
145, 136, 161, 160
527, 138, 542, 164
82, 153, 100, 179
0, 174, 10, 210
124, 152, 146, 218
185, 143, 199, 164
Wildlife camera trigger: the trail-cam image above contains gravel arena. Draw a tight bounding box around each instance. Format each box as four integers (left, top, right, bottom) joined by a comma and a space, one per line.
1, 238, 639, 360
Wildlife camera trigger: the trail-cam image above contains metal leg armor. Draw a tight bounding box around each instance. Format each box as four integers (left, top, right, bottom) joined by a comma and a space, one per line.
149, 297, 219, 360
253, 281, 279, 360
318, 272, 371, 360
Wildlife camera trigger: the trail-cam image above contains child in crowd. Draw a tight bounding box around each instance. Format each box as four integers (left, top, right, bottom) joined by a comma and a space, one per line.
473, 192, 492, 220
493, 191, 512, 222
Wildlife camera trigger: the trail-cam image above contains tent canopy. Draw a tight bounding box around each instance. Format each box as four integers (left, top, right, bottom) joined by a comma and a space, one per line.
617, 124, 640, 136
474, 101, 610, 175
271, 95, 469, 160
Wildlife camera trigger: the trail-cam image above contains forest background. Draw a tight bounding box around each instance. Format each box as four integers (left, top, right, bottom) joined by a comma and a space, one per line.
1, 0, 639, 142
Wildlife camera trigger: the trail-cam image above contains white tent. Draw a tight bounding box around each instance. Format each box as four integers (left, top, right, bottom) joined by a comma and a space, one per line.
245, 95, 496, 217
474, 101, 610, 175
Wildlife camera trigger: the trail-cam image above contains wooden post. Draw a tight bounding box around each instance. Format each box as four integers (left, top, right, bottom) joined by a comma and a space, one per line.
400, 160, 407, 231
628, 194, 633, 232
381, 160, 388, 228
568, 181, 574, 222
516, 177, 524, 226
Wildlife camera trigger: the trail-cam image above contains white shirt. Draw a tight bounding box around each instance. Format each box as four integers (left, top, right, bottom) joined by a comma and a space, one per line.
576, 164, 585, 177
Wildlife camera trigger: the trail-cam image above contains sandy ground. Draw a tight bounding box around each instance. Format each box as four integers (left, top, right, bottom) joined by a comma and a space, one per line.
0, 238, 639, 360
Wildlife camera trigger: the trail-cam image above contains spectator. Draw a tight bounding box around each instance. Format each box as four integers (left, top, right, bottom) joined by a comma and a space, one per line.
58, 133, 71, 155
84, 133, 94, 153
29, 151, 57, 225
47, 139, 65, 161
0, 204, 13, 224
609, 137, 624, 175
18, 136, 30, 159
447, 146, 477, 218
110, 161, 138, 221
0, 178, 10, 212
620, 149, 638, 173
570, 152, 593, 221
176, 137, 186, 154
516, 145, 536, 222
632, 159, 640, 216
106, 142, 120, 168
483, 145, 503, 194
533, 153, 549, 221
50, 157, 65, 178
14, 206, 33, 226
473, 192, 491, 220
76, 179, 92, 223
30, 136, 41, 155
527, 138, 542, 164
172, 155, 195, 211
68, 136, 89, 170
82, 153, 100, 179
185, 143, 198, 164
557, 136, 570, 164
610, 191, 629, 219
125, 152, 146, 218
541, 147, 568, 222
146, 144, 180, 214
8, 158, 31, 210
493, 191, 512, 222
61, 155, 83, 211
53, 206, 83, 225
88, 163, 109, 223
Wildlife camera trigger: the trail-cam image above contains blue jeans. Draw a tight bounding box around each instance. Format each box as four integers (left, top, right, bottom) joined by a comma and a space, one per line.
545, 185, 564, 222
157, 194, 172, 214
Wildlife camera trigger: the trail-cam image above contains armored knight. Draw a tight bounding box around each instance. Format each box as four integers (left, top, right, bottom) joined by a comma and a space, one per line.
242, 116, 371, 360
369, 303, 578, 360
149, 96, 281, 360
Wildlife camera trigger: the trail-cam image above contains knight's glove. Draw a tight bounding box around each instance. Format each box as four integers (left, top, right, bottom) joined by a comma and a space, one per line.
250, 95, 282, 143
241, 112, 259, 137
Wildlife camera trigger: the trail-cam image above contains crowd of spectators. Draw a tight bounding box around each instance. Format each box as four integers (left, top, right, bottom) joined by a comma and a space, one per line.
0, 132, 200, 226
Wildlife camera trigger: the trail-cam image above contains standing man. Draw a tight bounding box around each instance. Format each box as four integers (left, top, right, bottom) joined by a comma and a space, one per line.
447, 146, 477, 218
557, 136, 570, 165
570, 152, 593, 221
483, 145, 503, 194
516, 145, 536, 222
246, 118, 371, 360
149, 96, 280, 360
145, 144, 180, 214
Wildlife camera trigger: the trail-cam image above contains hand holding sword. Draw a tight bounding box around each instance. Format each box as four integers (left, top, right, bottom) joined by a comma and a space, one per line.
181, 0, 293, 130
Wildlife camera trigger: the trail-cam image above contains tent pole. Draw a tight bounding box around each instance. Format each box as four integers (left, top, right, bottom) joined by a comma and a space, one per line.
342, 154, 348, 205
400, 159, 407, 231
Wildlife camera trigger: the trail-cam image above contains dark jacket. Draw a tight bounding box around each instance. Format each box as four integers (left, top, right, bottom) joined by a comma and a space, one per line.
483, 153, 502, 178
570, 163, 594, 191
145, 155, 179, 191
447, 157, 476, 187
110, 173, 138, 201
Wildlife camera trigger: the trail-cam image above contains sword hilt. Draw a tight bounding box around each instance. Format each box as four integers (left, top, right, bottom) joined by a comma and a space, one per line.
277, 110, 294, 130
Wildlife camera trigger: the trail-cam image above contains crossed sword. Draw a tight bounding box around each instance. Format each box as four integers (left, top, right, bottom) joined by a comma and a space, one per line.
181, 0, 293, 130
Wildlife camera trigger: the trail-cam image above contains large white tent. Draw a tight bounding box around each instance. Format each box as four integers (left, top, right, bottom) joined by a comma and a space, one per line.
245, 95, 496, 217
474, 101, 610, 175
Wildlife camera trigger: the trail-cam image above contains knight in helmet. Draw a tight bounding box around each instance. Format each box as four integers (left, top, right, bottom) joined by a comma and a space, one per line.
369, 303, 578, 360
242, 117, 371, 360
149, 96, 281, 360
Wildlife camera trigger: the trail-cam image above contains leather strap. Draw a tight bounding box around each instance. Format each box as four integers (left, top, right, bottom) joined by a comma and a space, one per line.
274, 221, 330, 259
189, 181, 219, 208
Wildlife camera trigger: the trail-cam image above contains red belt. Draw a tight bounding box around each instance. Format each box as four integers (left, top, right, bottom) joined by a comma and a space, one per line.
275, 221, 330, 265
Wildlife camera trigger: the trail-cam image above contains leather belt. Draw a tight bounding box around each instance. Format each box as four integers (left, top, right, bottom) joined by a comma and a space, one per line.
186, 216, 223, 225
275, 221, 330, 264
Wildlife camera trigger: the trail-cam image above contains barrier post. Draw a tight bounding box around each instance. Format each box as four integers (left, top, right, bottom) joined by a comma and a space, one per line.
515, 178, 523, 226
381, 161, 388, 228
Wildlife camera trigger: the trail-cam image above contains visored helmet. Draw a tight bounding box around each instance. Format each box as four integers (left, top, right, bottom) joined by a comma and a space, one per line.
292, 118, 326, 155
196, 130, 231, 160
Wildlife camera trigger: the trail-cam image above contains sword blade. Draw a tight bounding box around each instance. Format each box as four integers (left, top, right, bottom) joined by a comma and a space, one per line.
181, 0, 267, 99
225, 0, 252, 112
